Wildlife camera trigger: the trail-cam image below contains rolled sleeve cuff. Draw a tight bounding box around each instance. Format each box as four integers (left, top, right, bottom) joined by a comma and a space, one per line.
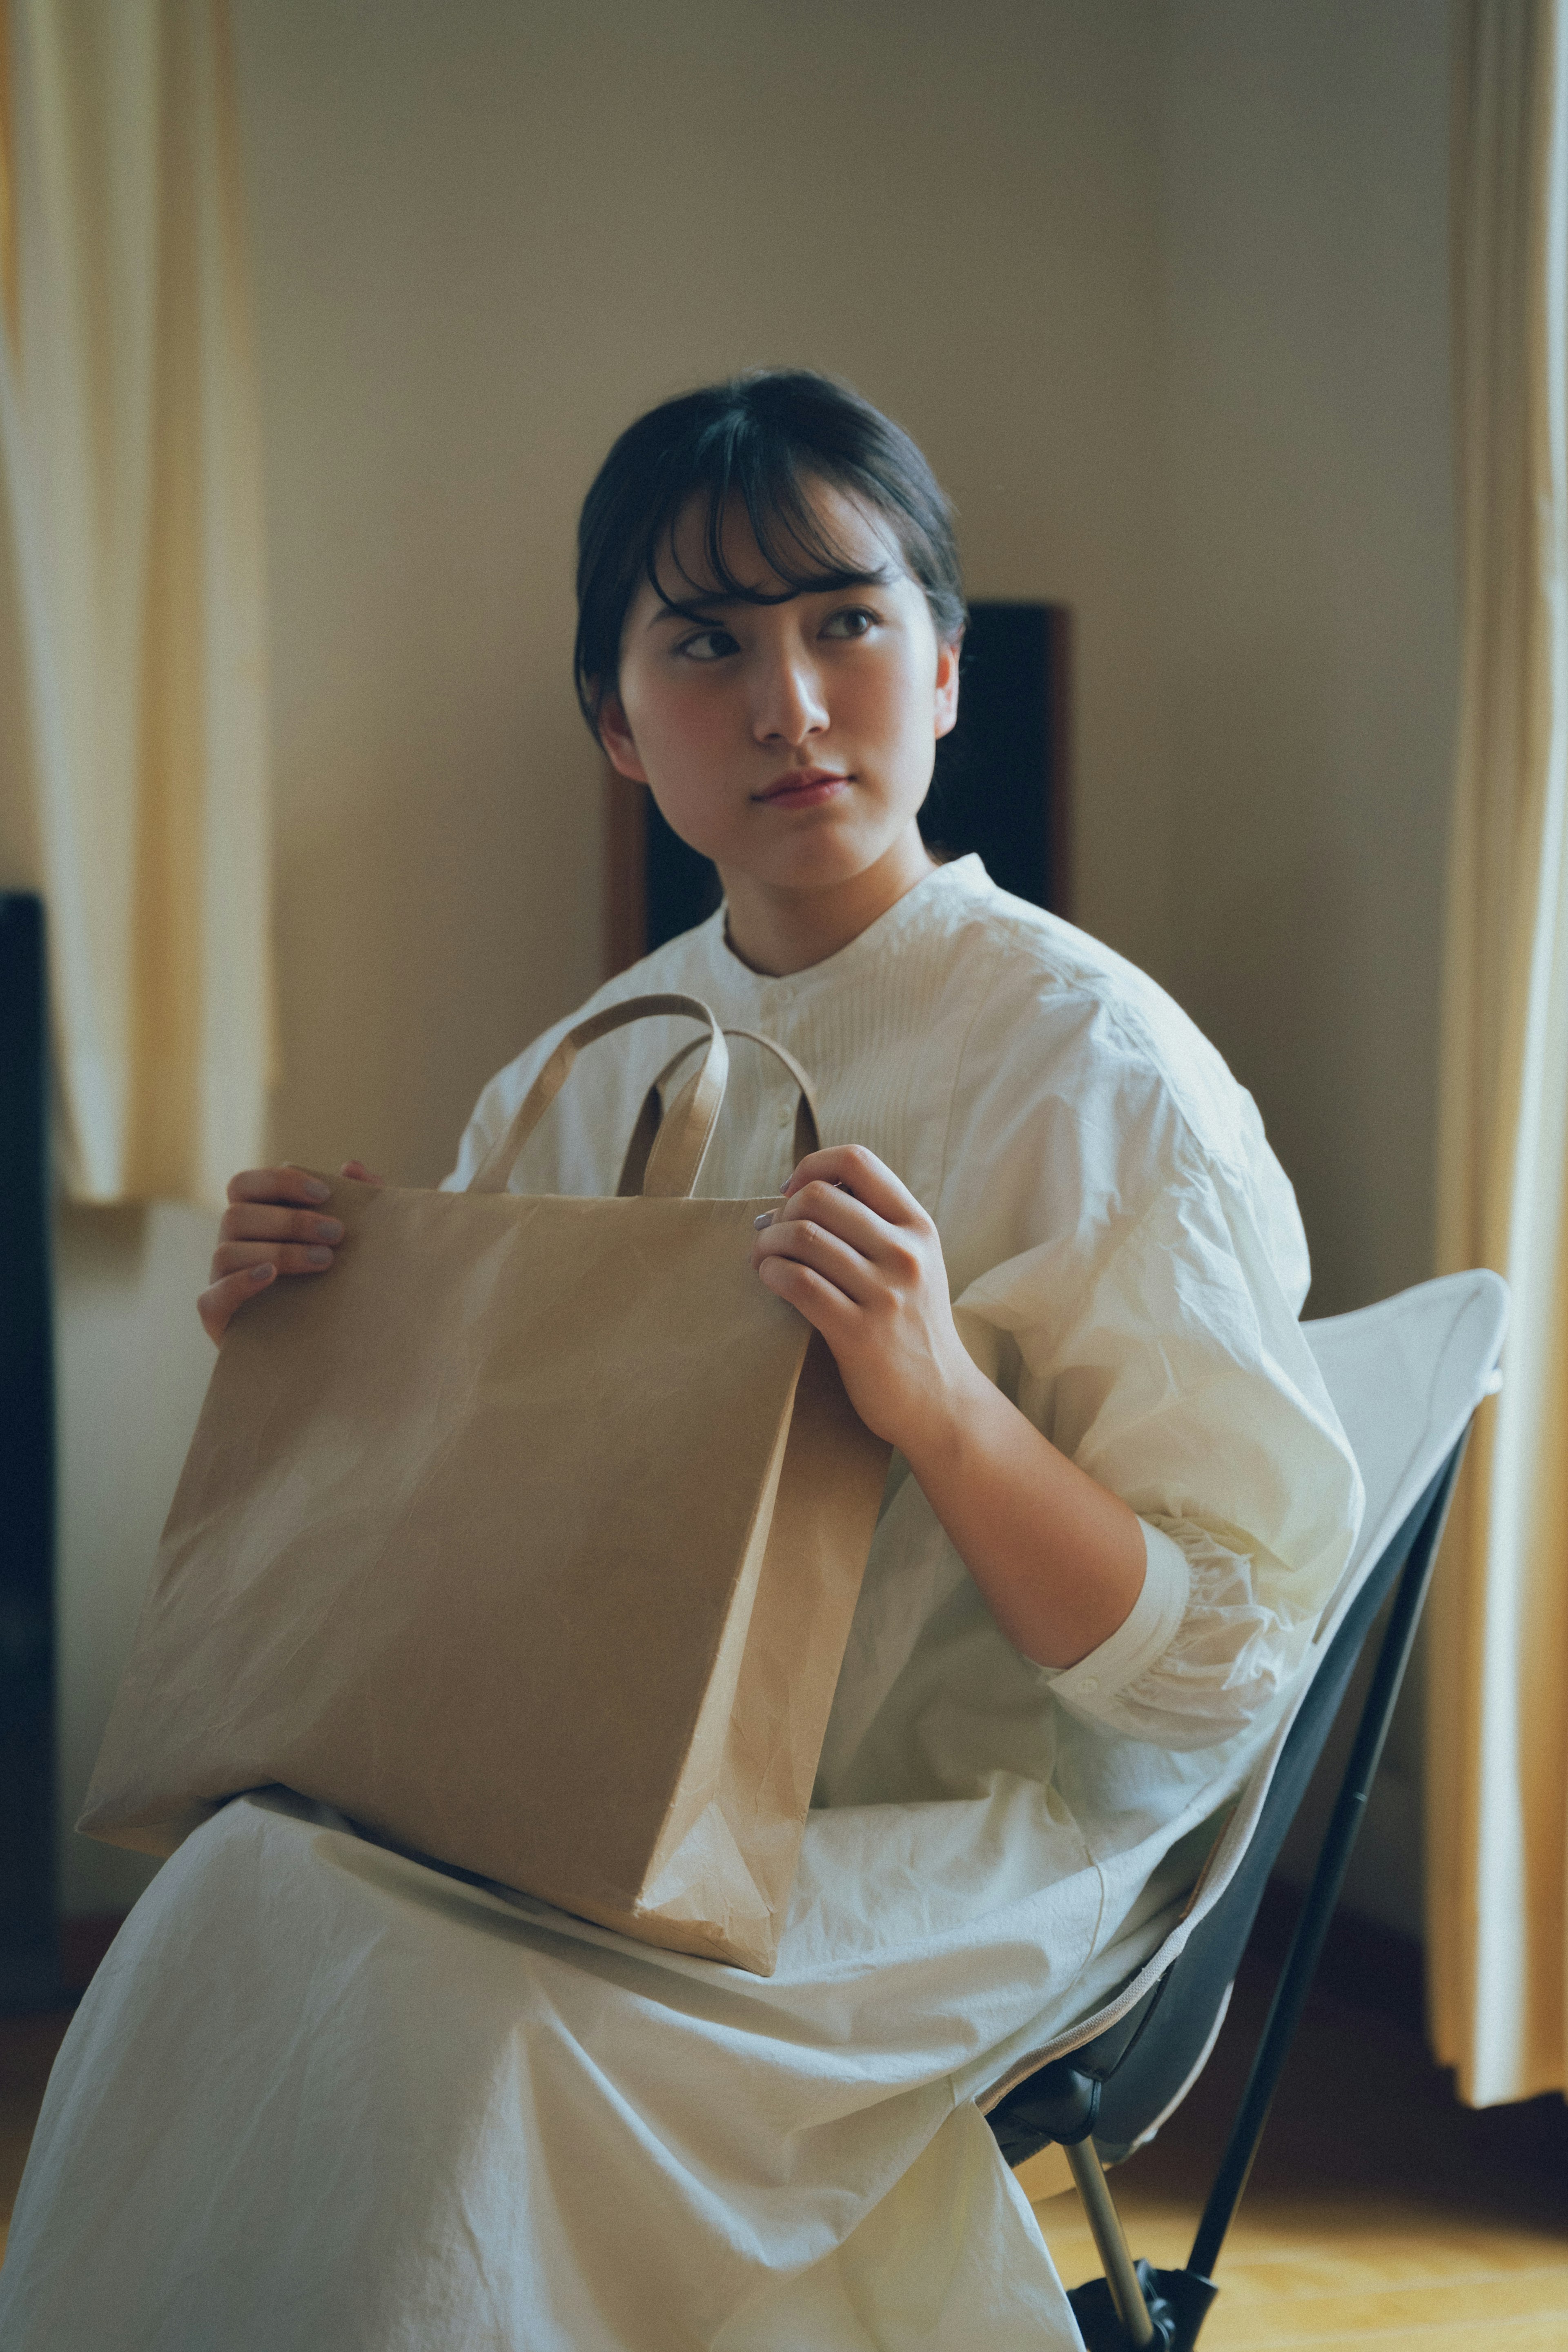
1042, 1520, 1191, 1716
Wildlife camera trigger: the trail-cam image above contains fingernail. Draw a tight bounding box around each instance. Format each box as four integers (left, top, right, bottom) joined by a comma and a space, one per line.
753, 1212, 773, 1229
316, 1218, 344, 1242
250, 1263, 276, 1286
305, 1246, 333, 1267
302, 1177, 331, 1202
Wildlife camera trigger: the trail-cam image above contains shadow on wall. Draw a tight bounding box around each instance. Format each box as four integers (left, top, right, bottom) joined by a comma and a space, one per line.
54, 1202, 216, 1916
1166, 626, 1443, 1329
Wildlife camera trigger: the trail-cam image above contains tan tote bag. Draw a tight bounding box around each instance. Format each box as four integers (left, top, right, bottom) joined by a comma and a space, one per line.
81, 995, 891, 1974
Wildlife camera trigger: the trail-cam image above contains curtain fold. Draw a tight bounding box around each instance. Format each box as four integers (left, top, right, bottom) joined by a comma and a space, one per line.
0, 0, 272, 1207
1428, 0, 1568, 2108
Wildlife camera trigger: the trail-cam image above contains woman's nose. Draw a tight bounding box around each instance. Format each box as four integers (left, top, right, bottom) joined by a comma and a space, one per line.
751, 651, 829, 746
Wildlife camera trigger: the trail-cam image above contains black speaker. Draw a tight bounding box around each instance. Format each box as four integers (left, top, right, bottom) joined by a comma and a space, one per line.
921, 600, 1070, 915
0, 892, 60, 2010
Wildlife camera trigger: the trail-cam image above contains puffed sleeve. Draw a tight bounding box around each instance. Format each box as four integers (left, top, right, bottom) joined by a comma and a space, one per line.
440, 1065, 516, 1192
438, 1017, 586, 1194
953, 1135, 1363, 1754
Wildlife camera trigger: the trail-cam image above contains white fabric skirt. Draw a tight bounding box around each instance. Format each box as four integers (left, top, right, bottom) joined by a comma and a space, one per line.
0, 1784, 1186, 2349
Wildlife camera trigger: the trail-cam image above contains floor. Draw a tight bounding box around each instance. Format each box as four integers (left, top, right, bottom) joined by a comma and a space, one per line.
1032, 1957, 1568, 2349
3, 1924, 1566, 2345
0, 2009, 70, 2271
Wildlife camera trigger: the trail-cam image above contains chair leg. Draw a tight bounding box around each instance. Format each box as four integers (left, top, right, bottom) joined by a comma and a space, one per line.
1066, 2138, 1157, 2348
1184, 1460, 1462, 2285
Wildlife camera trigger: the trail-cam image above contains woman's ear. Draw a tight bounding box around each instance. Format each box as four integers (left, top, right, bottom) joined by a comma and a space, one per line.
597, 691, 650, 784
933, 629, 963, 741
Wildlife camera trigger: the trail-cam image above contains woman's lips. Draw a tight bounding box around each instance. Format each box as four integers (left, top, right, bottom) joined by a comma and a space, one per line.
753, 770, 851, 809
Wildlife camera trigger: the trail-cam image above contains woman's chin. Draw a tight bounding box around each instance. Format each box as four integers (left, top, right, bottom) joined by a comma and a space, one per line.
725, 817, 922, 897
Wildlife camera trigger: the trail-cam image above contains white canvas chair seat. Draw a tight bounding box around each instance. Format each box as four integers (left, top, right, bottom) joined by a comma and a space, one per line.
979, 1269, 1508, 2350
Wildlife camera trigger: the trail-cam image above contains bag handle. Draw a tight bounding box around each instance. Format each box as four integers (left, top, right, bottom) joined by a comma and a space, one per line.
615, 1028, 822, 1197
468, 995, 728, 1199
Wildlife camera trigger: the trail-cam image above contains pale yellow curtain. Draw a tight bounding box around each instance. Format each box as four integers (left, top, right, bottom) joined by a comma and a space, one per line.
0, 0, 272, 1206
1428, 0, 1568, 2107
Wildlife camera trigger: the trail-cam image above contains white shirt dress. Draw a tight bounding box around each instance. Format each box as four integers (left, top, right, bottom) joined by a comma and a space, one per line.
0, 858, 1362, 2351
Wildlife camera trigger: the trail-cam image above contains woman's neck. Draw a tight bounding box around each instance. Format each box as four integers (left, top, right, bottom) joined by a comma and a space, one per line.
719, 828, 935, 978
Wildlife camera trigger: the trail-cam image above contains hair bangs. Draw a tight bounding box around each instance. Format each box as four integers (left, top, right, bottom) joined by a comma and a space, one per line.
645, 443, 899, 618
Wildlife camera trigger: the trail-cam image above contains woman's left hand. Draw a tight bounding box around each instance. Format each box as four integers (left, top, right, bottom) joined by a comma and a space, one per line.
751, 1145, 978, 1452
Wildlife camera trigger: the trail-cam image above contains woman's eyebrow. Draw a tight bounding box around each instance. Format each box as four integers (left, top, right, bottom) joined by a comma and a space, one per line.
646, 601, 731, 629
646, 568, 898, 629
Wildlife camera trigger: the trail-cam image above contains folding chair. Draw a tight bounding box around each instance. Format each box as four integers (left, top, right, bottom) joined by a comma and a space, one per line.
981, 1269, 1508, 2351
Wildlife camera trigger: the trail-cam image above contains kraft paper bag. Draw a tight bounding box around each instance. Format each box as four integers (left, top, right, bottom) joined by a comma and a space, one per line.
81, 995, 891, 1974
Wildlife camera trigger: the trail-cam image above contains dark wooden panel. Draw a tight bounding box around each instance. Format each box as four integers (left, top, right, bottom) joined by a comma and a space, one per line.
925, 601, 1071, 920
0, 893, 60, 2011
603, 600, 1071, 974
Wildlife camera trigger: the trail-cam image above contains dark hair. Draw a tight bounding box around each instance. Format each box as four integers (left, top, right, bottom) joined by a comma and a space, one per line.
573, 368, 965, 734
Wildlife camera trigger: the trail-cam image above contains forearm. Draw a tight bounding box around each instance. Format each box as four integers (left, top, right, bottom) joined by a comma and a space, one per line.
899, 1356, 1147, 1670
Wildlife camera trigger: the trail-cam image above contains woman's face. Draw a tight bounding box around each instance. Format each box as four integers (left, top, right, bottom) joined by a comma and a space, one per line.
598, 482, 960, 899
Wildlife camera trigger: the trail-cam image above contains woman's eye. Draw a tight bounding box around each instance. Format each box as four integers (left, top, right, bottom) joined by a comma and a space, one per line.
822, 606, 879, 640
677, 628, 740, 663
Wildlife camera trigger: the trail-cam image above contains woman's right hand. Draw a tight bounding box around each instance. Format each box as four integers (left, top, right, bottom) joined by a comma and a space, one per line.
198, 1160, 382, 1345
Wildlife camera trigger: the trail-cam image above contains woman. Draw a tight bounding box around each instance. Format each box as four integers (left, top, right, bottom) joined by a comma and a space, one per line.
1, 372, 1361, 2350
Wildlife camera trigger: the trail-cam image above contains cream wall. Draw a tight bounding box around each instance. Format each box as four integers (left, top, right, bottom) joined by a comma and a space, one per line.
1158, 0, 1457, 1932
50, 0, 1453, 1933
1161, 0, 1457, 1319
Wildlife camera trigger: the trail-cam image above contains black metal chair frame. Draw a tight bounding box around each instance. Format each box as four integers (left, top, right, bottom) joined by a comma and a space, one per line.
984, 1436, 1470, 2351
